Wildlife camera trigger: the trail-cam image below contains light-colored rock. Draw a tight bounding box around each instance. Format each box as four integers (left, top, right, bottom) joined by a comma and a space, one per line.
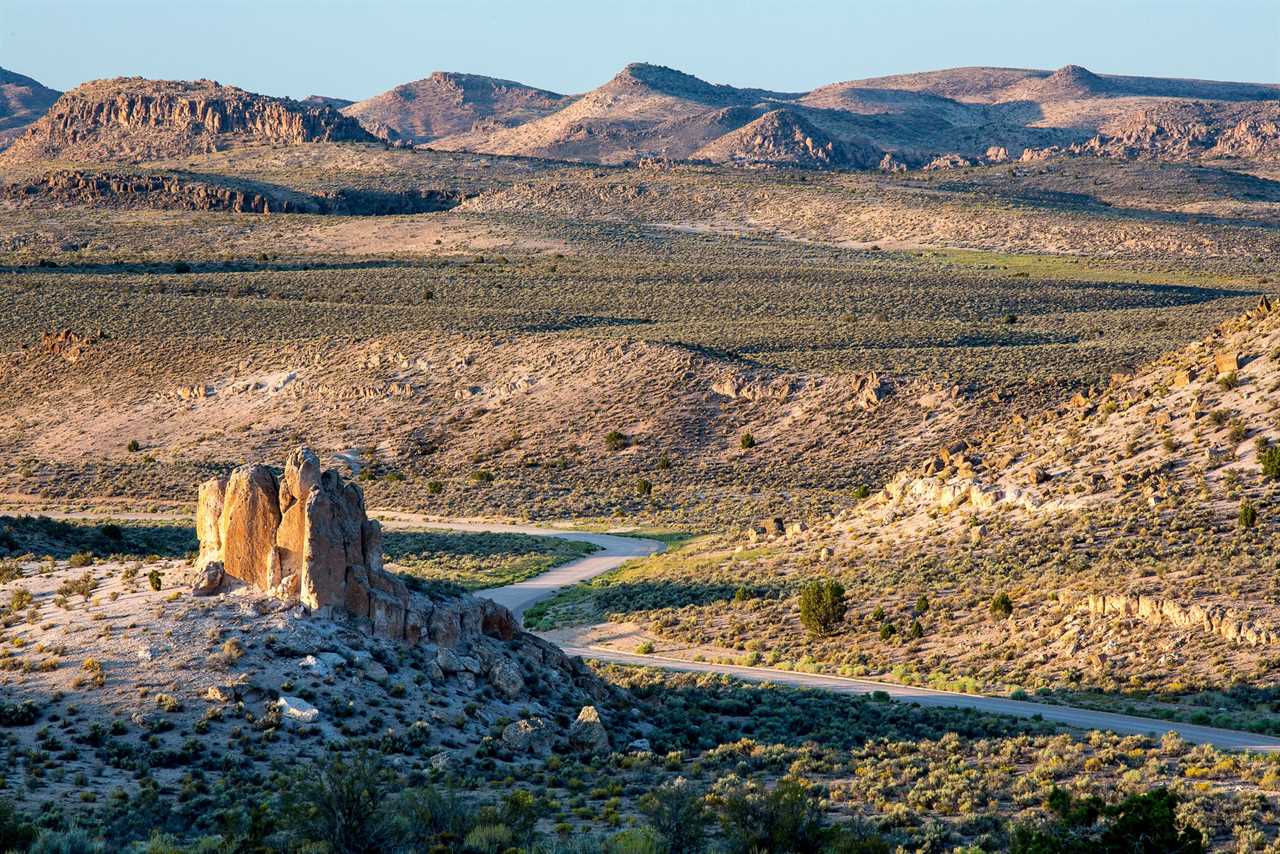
191, 560, 224, 596
275, 446, 320, 588
502, 717, 552, 756
276, 695, 320, 723
569, 705, 610, 754
219, 465, 281, 590
489, 659, 525, 700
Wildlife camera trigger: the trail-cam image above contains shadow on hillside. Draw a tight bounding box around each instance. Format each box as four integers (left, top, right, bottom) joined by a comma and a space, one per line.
6, 258, 428, 276
0, 516, 196, 560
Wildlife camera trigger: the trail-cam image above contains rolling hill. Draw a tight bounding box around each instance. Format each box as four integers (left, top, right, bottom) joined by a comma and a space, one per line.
0, 67, 61, 149
342, 71, 572, 144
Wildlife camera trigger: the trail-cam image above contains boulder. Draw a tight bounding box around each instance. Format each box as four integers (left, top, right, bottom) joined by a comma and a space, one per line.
276, 695, 320, 723
191, 560, 225, 596
192, 447, 523, 657
1214, 350, 1240, 376
195, 475, 227, 565
569, 705, 610, 755
489, 659, 525, 700
502, 717, 552, 756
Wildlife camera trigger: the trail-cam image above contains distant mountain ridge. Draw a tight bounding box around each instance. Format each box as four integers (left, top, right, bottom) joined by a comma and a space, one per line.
2, 62, 1276, 170
429, 62, 1280, 168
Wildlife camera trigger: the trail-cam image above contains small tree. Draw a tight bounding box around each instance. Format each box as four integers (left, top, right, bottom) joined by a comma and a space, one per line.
990, 591, 1013, 620
909, 619, 924, 640
740, 432, 757, 449
798, 579, 846, 637
914, 594, 930, 614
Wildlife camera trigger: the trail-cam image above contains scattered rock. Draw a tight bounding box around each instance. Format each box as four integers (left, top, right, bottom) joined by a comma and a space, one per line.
275, 695, 320, 723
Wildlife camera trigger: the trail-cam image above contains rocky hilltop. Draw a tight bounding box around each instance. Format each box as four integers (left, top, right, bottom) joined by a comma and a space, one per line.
0, 67, 61, 149
343, 71, 572, 144
1, 77, 377, 163
693, 107, 882, 169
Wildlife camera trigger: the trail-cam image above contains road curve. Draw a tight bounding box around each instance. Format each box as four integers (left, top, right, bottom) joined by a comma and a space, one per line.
562, 647, 1280, 751
371, 512, 665, 619
21, 508, 1280, 751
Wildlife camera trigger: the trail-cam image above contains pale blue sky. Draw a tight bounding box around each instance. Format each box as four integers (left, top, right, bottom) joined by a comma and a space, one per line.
5, 0, 1277, 99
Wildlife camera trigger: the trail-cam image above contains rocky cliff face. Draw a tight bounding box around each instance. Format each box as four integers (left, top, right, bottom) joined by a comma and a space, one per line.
1, 170, 465, 215
2, 77, 376, 163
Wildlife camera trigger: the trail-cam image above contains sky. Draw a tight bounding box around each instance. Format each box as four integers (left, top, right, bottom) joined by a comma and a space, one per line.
5, 0, 1278, 100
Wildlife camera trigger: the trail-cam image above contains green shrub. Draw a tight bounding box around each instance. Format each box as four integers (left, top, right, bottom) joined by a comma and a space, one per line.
739, 432, 756, 449
68, 551, 93, 568
127, 439, 141, 452
605, 430, 628, 451
853, 484, 871, 499
469, 470, 494, 484
426, 480, 444, 495
147, 569, 163, 592
0, 799, 36, 853
879, 622, 897, 641
1239, 500, 1258, 530
715, 778, 828, 854
1010, 786, 1203, 853
640, 780, 709, 854
990, 592, 1013, 620
1260, 445, 1280, 480
636, 478, 654, 496
915, 594, 929, 613
909, 619, 924, 639
283, 750, 398, 854
798, 579, 847, 637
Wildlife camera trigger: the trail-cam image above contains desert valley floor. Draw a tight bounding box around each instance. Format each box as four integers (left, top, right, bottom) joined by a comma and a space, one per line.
0, 57, 1278, 852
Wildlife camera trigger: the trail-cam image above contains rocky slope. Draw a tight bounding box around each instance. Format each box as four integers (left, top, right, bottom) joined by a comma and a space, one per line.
692, 108, 881, 169
0, 509, 621, 817
343, 71, 572, 144
1, 77, 377, 163
0, 67, 61, 149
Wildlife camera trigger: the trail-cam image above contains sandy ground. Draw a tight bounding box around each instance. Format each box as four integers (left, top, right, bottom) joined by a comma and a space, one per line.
299, 214, 571, 255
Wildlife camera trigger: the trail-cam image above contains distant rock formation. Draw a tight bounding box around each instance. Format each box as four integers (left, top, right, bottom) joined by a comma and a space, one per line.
693, 108, 882, 169
1, 170, 465, 215
196, 447, 515, 645
3, 77, 377, 163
